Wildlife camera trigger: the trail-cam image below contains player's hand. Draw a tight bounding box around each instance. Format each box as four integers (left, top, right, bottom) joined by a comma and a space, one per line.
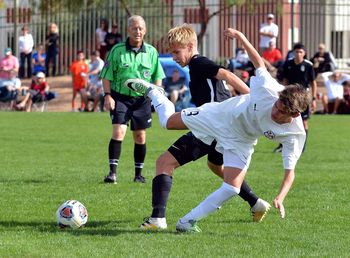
104, 95, 115, 111
224, 28, 242, 40
311, 99, 317, 112
273, 198, 285, 219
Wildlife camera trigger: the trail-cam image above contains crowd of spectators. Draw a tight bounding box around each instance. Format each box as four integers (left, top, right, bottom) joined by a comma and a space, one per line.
1, 15, 349, 114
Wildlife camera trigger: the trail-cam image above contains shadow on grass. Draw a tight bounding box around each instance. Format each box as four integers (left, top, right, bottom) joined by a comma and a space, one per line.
0, 179, 50, 184
0, 220, 178, 236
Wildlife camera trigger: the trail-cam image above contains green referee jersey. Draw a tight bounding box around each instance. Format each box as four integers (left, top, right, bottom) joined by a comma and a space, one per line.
100, 39, 165, 97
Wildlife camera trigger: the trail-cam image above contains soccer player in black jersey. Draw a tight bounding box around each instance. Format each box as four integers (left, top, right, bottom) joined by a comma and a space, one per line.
140, 24, 271, 230
273, 43, 317, 153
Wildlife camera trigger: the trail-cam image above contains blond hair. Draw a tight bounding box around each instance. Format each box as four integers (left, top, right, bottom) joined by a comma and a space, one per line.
167, 23, 197, 50
279, 84, 311, 114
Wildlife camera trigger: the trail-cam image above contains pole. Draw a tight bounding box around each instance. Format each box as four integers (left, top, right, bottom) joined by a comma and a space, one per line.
13, 0, 18, 55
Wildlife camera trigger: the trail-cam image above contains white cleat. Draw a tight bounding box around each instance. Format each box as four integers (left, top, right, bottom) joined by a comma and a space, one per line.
176, 219, 202, 233
140, 217, 167, 230
124, 78, 165, 96
251, 198, 271, 222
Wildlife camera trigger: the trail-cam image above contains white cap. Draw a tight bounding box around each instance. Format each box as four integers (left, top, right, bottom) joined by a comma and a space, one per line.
36, 72, 45, 78
267, 13, 274, 19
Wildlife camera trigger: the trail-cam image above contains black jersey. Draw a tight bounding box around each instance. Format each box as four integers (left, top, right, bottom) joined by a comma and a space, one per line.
188, 55, 231, 107
282, 59, 315, 88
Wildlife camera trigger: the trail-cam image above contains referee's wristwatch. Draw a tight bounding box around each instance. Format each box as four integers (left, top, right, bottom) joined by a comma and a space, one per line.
103, 92, 111, 98
312, 96, 316, 101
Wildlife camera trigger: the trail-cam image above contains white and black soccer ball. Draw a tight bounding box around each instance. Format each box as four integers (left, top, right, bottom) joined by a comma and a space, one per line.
56, 200, 88, 229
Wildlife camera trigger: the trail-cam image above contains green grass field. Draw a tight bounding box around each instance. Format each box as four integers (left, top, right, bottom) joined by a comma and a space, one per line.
0, 112, 349, 257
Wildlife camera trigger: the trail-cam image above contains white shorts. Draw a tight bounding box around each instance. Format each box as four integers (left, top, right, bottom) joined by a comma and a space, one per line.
223, 149, 250, 172
181, 103, 254, 171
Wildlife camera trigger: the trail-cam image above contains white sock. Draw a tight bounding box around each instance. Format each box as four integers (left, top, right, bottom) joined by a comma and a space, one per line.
181, 182, 240, 221
148, 89, 175, 128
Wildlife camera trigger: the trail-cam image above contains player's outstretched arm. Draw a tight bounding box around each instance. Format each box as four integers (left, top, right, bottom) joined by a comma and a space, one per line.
216, 68, 250, 94
224, 28, 265, 70
273, 169, 295, 219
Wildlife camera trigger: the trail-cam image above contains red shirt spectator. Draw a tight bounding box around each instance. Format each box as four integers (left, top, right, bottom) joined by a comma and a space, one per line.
263, 46, 282, 64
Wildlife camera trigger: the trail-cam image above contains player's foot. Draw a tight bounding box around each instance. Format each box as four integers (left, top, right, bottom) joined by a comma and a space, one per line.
251, 198, 271, 222
273, 144, 282, 153
140, 217, 167, 230
104, 172, 117, 184
176, 219, 202, 233
133, 175, 146, 183
124, 78, 165, 96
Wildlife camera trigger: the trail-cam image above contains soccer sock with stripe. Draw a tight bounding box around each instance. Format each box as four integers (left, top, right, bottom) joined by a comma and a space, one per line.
181, 182, 240, 222
109, 139, 122, 175
134, 143, 146, 177
151, 174, 172, 218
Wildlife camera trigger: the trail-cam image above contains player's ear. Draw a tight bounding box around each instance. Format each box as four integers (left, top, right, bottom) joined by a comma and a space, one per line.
291, 112, 300, 118
187, 42, 194, 51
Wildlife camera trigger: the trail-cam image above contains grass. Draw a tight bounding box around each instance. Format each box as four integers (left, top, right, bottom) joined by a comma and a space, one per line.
0, 112, 349, 257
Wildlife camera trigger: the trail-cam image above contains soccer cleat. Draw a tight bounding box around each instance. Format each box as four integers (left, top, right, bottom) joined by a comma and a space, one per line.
251, 198, 271, 222
124, 78, 165, 97
133, 175, 146, 183
176, 219, 202, 233
140, 217, 167, 230
104, 172, 117, 184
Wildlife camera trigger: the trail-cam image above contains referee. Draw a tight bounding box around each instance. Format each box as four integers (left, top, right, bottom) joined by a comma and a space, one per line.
100, 15, 165, 184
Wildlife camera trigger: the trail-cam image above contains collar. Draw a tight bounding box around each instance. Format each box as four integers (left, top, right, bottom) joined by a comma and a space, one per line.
126, 38, 146, 53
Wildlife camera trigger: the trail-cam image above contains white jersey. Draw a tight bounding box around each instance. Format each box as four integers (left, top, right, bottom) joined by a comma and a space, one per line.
181, 68, 305, 170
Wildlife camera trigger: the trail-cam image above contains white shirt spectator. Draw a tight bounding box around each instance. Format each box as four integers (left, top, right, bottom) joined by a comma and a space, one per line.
259, 14, 279, 49
322, 71, 350, 100
18, 34, 34, 54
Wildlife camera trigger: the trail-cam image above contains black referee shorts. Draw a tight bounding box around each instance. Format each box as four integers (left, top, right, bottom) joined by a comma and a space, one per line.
110, 91, 152, 130
168, 132, 223, 166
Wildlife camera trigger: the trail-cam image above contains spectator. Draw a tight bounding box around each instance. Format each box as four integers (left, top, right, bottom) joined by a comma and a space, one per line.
95, 18, 109, 60
105, 23, 122, 53
45, 23, 59, 77
32, 44, 46, 76
311, 43, 336, 76
0, 48, 19, 80
342, 80, 350, 113
87, 50, 104, 112
70, 50, 89, 112
259, 13, 279, 54
0, 70, 21, 108
163, 69, 188, 107
100, 15, 165, 184
240, 70, 250, 87
321, 71, 350, 114
273, 43, 317, 153
16, 72, 49, 112
18, 25, 34, 79
262, 40, 283, 73
227, 47, 250, 72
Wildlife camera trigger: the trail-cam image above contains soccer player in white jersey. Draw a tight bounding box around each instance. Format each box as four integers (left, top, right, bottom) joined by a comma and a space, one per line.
125, 28, 310, 233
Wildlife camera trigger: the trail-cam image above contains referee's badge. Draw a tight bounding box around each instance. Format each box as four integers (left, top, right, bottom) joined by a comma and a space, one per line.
264, 130, 275, 139
300, 65, 305, 72
143, 70, 150, 78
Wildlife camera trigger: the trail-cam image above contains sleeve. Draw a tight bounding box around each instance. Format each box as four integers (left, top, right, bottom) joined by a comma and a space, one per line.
150, 49, 165, 82
307, 63, 316, 81
192, 57, 221, 79
281, 134, 305, 169
273, 24, 279, 37
99, 49, 116, 81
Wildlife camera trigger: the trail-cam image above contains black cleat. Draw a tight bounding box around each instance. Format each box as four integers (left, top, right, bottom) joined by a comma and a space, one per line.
133, 175, 146, 183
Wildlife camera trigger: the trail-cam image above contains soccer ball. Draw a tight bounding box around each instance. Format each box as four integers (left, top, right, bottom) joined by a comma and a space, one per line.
56, 200, 88, 229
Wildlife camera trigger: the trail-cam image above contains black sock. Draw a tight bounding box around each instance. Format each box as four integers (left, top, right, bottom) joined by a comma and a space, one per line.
134, 143, 146, 177
109, 139, 122, 174
151, 174, 172, 218
238, 180, 259, 207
